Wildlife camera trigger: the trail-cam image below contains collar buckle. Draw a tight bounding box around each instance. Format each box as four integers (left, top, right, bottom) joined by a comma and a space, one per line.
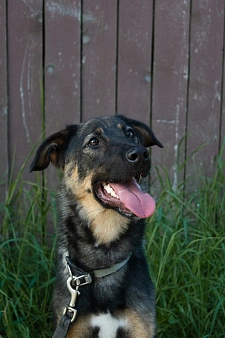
72, 273, 92, 287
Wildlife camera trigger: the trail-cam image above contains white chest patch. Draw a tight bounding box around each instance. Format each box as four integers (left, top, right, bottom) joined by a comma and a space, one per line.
90, 312, 127, 338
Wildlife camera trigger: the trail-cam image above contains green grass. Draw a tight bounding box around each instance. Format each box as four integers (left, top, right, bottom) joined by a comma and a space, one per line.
146, 150, 225, 337
0, 150, 224, 337
0, 160, 57, 337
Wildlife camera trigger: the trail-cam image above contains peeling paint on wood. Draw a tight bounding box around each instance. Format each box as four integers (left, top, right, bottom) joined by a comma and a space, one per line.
81, 0, 117, 120
46, 1, 97, 23
0, 0, 224, 194
186, 0, 224, 179
7, 0, 43, 182
152, 0, 190, 187
20, 44, 30, 142
117, 0, 153, 124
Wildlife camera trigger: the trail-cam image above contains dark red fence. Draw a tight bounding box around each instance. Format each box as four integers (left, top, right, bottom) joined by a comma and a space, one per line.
0, 0, 224, 201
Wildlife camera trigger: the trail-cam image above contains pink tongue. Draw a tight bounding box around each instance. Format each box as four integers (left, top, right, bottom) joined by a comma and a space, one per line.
110, 178, 156, 219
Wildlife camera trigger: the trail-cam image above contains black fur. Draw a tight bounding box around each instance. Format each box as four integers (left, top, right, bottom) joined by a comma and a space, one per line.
30, 115, 163, 338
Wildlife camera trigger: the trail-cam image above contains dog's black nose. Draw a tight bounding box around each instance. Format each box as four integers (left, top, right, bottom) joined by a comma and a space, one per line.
126, 147, 149, 164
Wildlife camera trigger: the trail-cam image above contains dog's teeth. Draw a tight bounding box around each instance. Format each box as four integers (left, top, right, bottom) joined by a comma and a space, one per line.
103, 184, 119, 199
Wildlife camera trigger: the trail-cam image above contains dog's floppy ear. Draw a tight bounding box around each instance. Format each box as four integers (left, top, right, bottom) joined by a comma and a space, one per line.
29, 125, 78, 172
117, 115, 163, 148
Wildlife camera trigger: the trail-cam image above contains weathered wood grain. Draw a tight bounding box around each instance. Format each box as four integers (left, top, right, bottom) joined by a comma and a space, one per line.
7, 0, 43, 180
45, 0, 81, 131
186, 0, 224, 180
0, 0, 224, 192
82, 0, 117, 120
151, 0, 190, 189
222, 48, 225, 150
44, 0, 81, 190
117, 0, 153, 125
0, 0, 8, 203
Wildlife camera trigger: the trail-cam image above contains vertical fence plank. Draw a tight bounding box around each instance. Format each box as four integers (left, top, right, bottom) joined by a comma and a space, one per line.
222, 59, 225, 149
7, 0, 43, 180
117, 0, 153, 124
44, 1, 81, 190
0, 1, 8, 203
82, 0, 117, 120
152, 0, 190, 188
186, 0, 224, 180
45, 0, 81, 133
221, 113, 225, 150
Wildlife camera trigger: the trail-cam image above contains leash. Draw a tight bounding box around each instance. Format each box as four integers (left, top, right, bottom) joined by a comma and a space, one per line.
52, 255, 130, 338
52, 270, 92, 338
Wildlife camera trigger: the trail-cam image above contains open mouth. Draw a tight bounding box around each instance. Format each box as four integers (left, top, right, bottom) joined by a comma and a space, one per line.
95, 177, 156, 219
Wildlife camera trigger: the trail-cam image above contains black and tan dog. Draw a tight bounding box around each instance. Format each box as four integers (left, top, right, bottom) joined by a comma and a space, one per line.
30, 115, 163, 338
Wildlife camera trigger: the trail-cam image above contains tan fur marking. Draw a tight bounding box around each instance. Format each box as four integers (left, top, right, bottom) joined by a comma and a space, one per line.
95, 127, 103, 134
66, 315, 92, 338
117, 123, 123, 130
64, 165, 129, 244
124, 308, 156, 338
50, 151, 57, 166
79, 202, 129, 244
66, 309, 155, 338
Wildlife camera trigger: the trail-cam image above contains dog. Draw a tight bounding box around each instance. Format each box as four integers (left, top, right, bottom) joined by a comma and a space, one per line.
30, 115, 163, 338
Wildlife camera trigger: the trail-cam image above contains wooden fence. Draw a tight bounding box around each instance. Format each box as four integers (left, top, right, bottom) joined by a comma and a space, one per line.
0, 0, 225, 202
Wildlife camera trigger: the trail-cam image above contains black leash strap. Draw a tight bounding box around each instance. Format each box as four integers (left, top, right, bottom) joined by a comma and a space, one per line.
52, 313, 72, 338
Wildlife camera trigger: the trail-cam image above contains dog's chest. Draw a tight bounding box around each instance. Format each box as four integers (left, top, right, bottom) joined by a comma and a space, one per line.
67, 312, 130, 337
90, 312, 128, 337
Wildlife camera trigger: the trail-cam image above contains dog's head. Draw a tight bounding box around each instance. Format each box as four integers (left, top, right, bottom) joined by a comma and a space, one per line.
30, 115, 163, 241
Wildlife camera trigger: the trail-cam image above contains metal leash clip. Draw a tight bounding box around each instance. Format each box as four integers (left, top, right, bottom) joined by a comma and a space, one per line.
63, 276, 80, 323
63, 263, 92, 323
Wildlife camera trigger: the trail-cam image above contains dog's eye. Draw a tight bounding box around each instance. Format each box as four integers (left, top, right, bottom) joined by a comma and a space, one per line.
89, 138, 99, 146
126, 129, 134, 138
